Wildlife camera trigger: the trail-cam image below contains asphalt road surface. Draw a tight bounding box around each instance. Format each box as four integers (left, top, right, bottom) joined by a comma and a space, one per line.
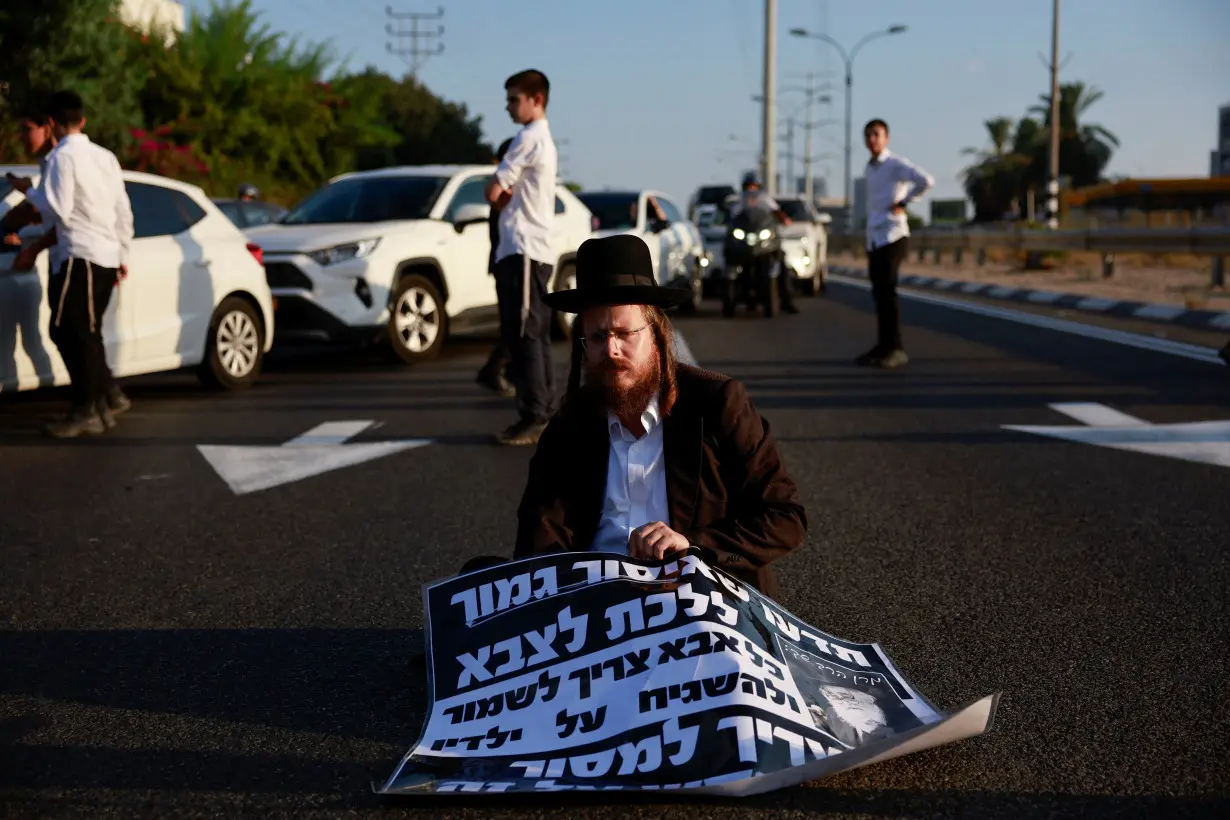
2, 278, 1228, 819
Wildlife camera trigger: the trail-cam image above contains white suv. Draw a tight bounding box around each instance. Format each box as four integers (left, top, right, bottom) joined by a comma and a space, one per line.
774, 196, 831, 295
1, 168, 274, 393
246, 165, 595, 363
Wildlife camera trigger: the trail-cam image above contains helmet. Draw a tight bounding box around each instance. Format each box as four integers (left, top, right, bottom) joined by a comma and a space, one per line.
741, 171, 762, 189
238, 183, 260, 199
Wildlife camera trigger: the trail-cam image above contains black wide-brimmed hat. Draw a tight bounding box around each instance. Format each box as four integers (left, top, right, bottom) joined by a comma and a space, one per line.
543, 234, 694, 314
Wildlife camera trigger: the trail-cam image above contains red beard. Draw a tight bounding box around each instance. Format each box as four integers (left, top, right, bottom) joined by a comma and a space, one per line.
587, 354, 661, 420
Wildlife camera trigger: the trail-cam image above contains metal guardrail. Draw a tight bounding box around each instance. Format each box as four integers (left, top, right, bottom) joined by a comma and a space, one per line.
829, 227, 1230, 285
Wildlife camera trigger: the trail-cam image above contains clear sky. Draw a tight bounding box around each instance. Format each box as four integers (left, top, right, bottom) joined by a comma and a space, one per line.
181, 0, 1230, 211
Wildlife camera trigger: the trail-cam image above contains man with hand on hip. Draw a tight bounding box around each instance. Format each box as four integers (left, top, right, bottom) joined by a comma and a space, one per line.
858, 118, 933, 369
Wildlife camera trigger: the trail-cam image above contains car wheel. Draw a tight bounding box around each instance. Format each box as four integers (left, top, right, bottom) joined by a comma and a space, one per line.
198, 296, 264, 390
387, 273, 446, 364
552, 261, 577, 339
816, 246, 828, 294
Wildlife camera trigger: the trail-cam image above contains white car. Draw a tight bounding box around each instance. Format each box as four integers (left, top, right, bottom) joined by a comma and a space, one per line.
774, 195, 831, 295
246, 165, 596, 362
1, 168, 274, 393
574, 189, 708, 312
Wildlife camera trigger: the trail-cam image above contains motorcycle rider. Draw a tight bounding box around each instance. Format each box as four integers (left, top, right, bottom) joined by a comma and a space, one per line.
728, 172, 798, 314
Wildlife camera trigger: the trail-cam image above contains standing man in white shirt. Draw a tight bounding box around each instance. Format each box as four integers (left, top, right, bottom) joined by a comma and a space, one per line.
7, 90, 134, 438
859, 118, 933, 369
484, 69, 559, 446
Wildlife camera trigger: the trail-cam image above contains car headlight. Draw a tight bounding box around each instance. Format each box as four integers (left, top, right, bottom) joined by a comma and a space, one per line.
308, 238, 381, 266
731, 228, 745, 240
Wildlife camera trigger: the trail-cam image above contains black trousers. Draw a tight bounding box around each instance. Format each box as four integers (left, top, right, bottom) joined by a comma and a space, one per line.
48, 258, 118, 411
494, 253, 556, 424
867, 237, 908, 351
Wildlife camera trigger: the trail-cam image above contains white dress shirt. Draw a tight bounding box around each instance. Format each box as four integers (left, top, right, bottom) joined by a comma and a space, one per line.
864, 148, 934, 250
35, 152, 65, 271
494, 117, 558, 266
729, 190, 779, 221
25, 133, 133, 270
591, 396, 671, 555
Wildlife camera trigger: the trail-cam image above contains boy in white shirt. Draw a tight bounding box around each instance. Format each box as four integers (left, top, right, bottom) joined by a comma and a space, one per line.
859, 118, 933, 369
8, 90, 134, 438
484, 69, 559, 446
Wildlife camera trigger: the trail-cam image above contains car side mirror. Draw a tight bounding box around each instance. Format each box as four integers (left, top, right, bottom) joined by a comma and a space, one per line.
649, 218, 670, 234
816, 213, 832, 225
452, 202, 491, 233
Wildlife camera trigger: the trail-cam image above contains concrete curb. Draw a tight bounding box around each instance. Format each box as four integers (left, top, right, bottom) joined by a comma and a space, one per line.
830, 265, 1230, 333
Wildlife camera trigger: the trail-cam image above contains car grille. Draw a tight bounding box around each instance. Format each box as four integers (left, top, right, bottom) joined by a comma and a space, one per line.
265, 261, 313, 291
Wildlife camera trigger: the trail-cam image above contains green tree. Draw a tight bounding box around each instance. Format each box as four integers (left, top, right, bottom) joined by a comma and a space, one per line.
961, 117, 1025, 221
0, 0, 146, 157
339, 68, 491, 170
962, 82, 1118, 223
1028, 81, 1119, 188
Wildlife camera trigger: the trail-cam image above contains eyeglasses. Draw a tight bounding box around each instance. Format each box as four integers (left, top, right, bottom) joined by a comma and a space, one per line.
580, 324, 649, 352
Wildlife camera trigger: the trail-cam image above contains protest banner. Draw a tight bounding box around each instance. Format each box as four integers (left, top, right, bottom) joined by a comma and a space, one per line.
377, 549, 998, 796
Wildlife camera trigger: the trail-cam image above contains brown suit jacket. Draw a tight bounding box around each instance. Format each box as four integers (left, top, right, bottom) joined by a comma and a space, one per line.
513, 364, 807, 597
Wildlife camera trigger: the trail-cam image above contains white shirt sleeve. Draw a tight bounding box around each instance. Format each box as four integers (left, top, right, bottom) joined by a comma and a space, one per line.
25, 151, 75, 226
112, 157, 134, 265
761, 195, 780, 211
895, 157, 934, 204
494, 130, 536, 192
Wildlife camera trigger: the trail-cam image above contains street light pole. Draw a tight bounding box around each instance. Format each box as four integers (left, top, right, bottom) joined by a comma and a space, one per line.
790, 24, 907, 233
1047, 0, 1061, 229
762, 0, 778, 196
804, 72, 815, 205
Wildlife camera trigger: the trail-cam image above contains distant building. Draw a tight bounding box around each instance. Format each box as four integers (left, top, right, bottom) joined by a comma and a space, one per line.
792, 176, 827, 199
852, 176, 867, 229
119, 0, 185, 42
1215, 103, 1230, 178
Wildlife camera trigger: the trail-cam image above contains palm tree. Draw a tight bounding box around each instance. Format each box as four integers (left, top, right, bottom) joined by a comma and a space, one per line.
1028, 81, 1119, 187
962, 117, 1030, 221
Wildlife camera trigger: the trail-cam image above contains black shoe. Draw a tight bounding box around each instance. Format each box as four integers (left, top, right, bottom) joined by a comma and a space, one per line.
1219, 342, 1230, 366
43, 407, 105, 439
106, 386, 131, 415
855, 346, 884, 366
874, 349, 909, 369
494, 419, 548, 446
476, 370, 516, 398
96, 400, 117, 430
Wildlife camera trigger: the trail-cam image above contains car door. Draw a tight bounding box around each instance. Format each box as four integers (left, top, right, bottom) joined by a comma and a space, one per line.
656, 196, 693, 286
638, 193, 666, 283
439, 174, 496, 313
121, 180, 212, 369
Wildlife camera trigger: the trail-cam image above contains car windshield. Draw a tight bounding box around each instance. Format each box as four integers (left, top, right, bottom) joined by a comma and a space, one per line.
214, 200, 243, 226
697, 186, 735, 205
283, 175, 449, 224
576, 192, 639, 231
777, 199, 812, 222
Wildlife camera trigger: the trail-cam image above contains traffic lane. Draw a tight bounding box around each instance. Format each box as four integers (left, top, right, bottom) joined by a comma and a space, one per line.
0, 336, 585, 815
670, 300, 1230, 803
0, 335, 554, 629
1, 303, 1226, 817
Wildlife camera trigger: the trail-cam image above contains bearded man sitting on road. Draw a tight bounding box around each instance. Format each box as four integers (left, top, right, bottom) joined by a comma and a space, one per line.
511, 233, 807, 596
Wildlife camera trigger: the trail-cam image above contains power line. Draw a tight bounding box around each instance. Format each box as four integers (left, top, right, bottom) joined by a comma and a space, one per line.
385, 4, 444, 80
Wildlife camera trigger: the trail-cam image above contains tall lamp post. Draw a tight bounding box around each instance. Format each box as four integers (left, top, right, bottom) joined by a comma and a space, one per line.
790, 24, 907, 233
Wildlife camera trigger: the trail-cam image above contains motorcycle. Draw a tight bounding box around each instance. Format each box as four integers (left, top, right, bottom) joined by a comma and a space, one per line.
720, 208, 782, 318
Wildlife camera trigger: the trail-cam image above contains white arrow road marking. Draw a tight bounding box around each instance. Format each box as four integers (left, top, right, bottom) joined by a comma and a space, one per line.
1003, 403, 1230, 469
197, 421, 432, 495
